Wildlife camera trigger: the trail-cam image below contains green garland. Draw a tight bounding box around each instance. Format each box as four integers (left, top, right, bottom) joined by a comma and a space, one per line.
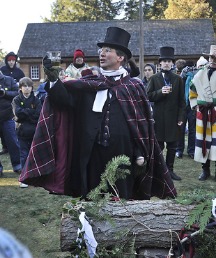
63, 155, 137, 257
63, 158, 216, 257
176, 189, 215, 233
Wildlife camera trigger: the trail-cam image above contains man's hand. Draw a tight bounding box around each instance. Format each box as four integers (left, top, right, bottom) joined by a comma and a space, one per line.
43, 55, 61, 82
136, 156, 145, 166
162, 86, 172, 94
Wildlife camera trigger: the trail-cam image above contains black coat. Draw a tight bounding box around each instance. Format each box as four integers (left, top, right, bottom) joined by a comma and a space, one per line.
147, 71, 186, 142
0, 75, 19, 122
46, 79, 136, 199
12, 91, 42, 140
43, 75, 177, 200
0, 52, 25, 83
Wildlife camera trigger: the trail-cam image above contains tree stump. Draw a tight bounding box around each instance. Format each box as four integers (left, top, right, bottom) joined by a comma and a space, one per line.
60, 199, 195, 252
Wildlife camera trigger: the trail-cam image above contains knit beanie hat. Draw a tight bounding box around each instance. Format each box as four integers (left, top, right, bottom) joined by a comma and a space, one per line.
7, 56, 16, 61
6, 52, 18, 62
144, 63, 156, 74
196, 56, 208, 68
73, 49, 85, 60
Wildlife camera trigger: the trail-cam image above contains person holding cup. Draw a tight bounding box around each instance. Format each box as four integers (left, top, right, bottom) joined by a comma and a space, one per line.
147, 46, 186, 181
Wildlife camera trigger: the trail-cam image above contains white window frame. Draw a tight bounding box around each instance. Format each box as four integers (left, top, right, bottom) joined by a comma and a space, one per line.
30, 65, 39, 80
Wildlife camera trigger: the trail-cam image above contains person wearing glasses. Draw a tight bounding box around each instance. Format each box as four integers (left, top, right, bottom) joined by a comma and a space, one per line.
12, 77, 41, 187
20, 27, 176, 201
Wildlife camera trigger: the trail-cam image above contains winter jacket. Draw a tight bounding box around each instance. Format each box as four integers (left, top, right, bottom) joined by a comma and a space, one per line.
0, 75, 19, 122
0, 52, 25, 83
65, 63, 89, 79
12, 91, 42, 140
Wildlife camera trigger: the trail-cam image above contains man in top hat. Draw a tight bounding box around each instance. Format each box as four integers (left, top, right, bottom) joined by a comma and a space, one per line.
147, 46, 186, 181
189, 45, 216, 181
65, 49, 89, 79
19, 27, 176, 201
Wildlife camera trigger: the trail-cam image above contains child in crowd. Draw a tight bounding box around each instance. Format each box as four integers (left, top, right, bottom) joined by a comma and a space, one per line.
12, 77, 42, 188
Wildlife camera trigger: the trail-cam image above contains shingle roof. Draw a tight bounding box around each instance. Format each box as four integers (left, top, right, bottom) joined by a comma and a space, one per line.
18, 19, 215, 58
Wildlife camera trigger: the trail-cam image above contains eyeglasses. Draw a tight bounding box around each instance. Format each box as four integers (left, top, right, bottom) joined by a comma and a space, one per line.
98, 47, 113, 55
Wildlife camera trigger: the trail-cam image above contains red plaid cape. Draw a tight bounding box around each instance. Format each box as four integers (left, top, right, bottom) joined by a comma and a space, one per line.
20, 75, 177, 199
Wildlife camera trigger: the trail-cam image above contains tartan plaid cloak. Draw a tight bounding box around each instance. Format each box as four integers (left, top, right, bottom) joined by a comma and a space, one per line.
20, 75, 177, 199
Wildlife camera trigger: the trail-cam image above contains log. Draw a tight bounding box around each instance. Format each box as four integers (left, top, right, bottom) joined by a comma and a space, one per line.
60, 200, 195, 252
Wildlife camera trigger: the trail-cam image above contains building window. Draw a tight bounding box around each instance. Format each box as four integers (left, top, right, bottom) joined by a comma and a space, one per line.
30, 65, 39, 80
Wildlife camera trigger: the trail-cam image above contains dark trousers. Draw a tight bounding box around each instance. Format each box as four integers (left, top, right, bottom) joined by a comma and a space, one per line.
202, 159, 216, 173
158, 141, 177, 172
176, 105, 196, 155
0, 132, 7, 150
202, 159, 210, 170
0, 120, 21, 171
86, 142, 134, 200
19, 138, 32, 168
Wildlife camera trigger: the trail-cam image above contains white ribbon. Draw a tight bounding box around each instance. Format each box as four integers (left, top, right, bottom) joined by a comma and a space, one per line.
76, 212, 98, 258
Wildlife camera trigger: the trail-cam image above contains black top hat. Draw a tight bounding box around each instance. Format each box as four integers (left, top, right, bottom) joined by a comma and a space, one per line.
159, 46, 175, 62
97, 27, 132, 59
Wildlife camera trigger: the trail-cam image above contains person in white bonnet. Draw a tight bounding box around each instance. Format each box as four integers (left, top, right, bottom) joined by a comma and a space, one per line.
0, 228, 33, 258
196, 56, 208, 69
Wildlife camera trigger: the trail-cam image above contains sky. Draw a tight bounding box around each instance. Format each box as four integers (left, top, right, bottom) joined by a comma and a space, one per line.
0, 0, 55, 53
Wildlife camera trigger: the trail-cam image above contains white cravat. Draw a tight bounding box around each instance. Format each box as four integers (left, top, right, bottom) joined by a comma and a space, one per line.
92, 66, 128, 112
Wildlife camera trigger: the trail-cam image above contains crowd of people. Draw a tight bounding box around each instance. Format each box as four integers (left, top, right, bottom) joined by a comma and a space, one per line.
0, 26, 215, 258
0, 27, 215, 200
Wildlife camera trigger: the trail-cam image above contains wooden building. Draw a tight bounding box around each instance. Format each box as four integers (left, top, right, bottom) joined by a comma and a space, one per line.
17, 18, 215, 87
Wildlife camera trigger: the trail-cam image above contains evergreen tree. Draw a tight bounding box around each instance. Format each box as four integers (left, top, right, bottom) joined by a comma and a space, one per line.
123, 0, 139, 20
207, 0, 216, 12
42, 0, 216, 31
146, 0, 168, 19
122, 0, 168, 20
43, 0, 123, 22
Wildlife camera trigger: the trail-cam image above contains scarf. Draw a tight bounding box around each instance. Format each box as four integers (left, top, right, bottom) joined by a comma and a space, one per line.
73, 62, 85, 68
161, 69, 172, 85
92, 66, 128, 112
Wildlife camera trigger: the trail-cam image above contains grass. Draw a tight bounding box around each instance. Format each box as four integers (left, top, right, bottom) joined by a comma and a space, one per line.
0, 144, 215, 258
